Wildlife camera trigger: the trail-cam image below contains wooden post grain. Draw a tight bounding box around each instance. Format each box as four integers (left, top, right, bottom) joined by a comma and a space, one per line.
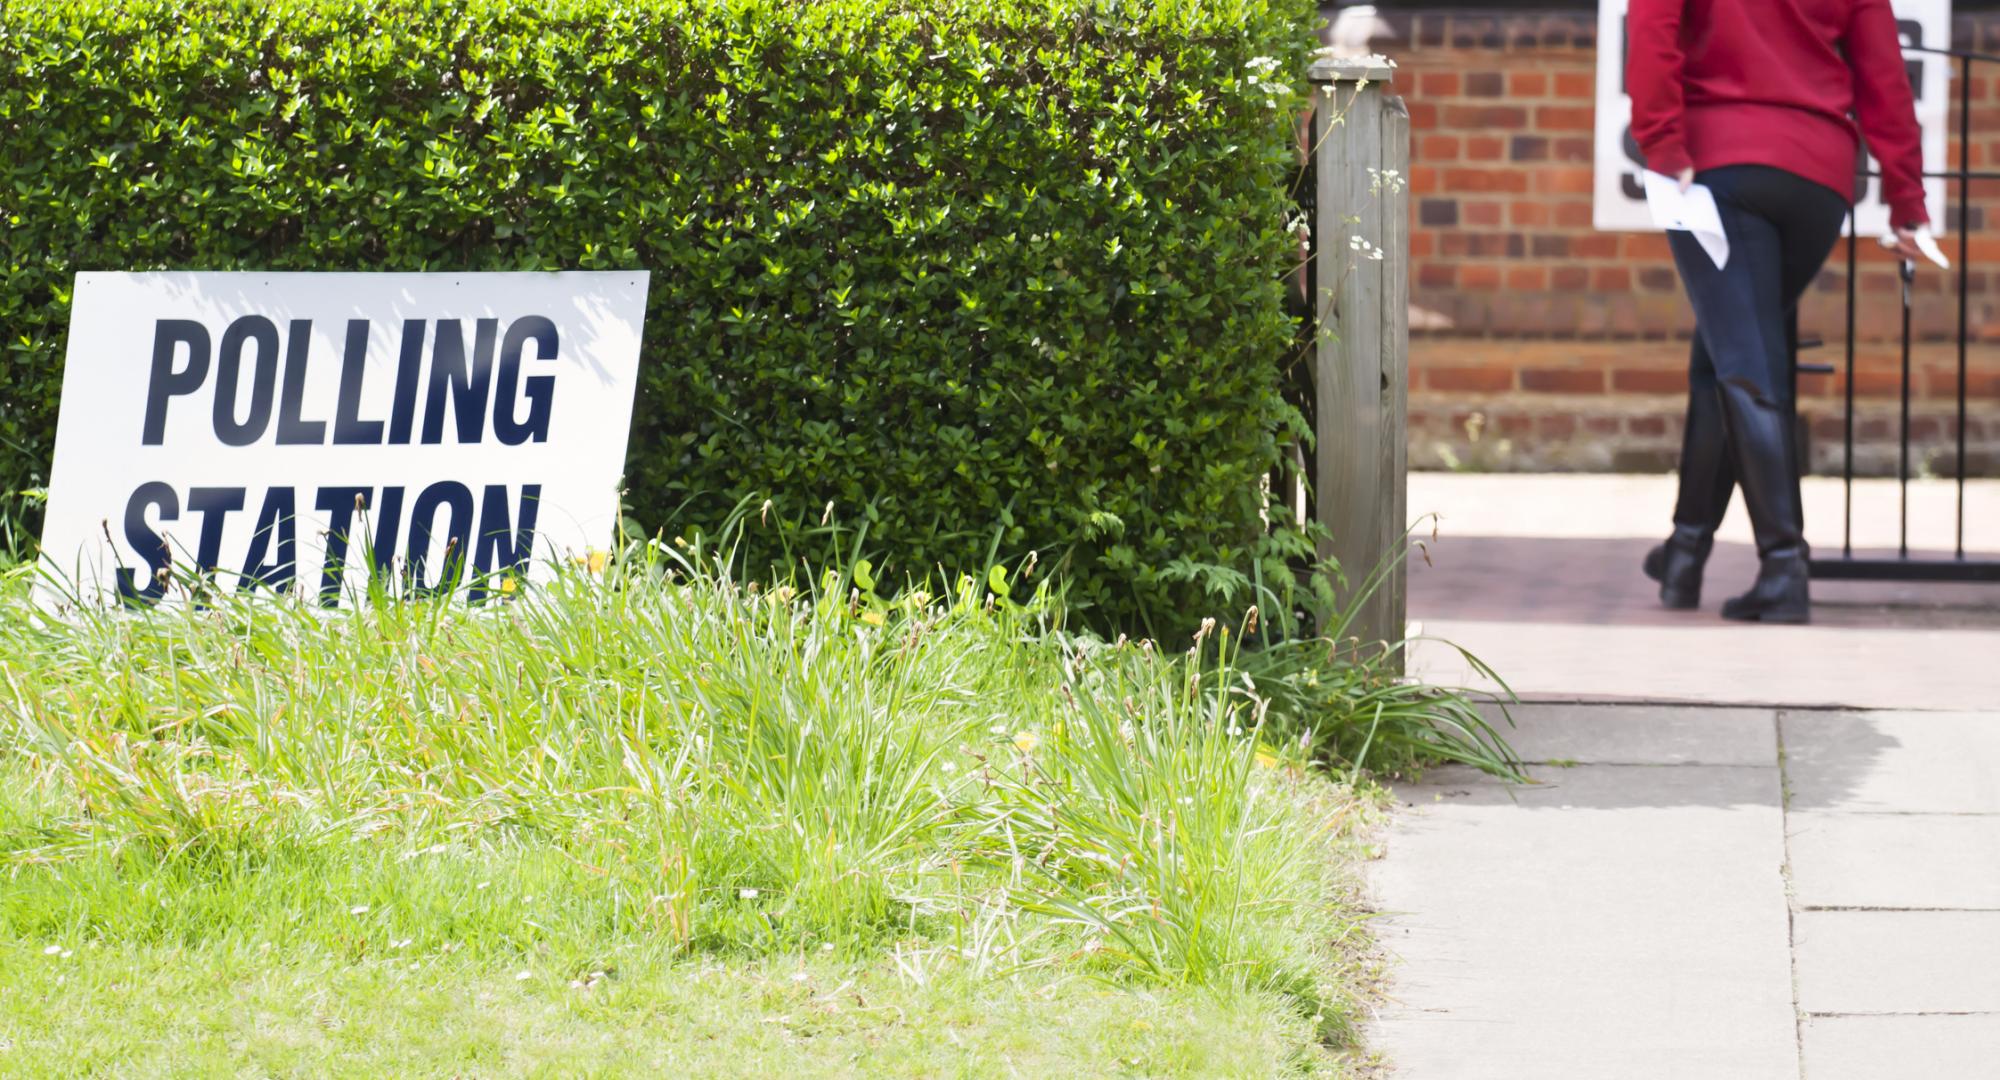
1309, 59, 1409, 666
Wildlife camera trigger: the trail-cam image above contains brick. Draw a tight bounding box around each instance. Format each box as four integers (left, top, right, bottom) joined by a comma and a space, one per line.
1574, 234, 1620, 258
1421, 134, 1461, 161
1640, 267, 1680, 291
1535, 105, 1595, 131
1593, 266, 1632, 291
1407, 101, 1439, 129
1507, 266, 1547, 290
1409, 232, 1435, 258
1419, 198, 1457, 226
1468, 135, 1505, 161
1462, 264, 1503, 290
1445, 167, 1530, 193
1534, 167, 1594, 195
1586, 415, 1624, 435
1539, 413, 1579, 438
1554, 71, 1595, 99
1615, 448, 1681, 471
1465, 200, 1502, 226
1510, 135, 1549, 161
1521, 368, 1605, 393
1509, 72, 1548, 97
1531, 235, 1570, 257
1497, 412, 1534, 436
1453, 16, 1503, 49
1555, 201, 1593, 227
1420, 71, 1462, 97
1510, 200, 1551, 227
1466, 71, 1504, 97
1442, 104, 1528, 128
1554, 137, 1593, 162
1417, 263, 1457, 289
1624, 233, 1676, 260
1614, 368, 1687, 394
1441, 232, 1474, 257
1629, 415, 1669, 436
1409, 166, 1438, 194
1553, 266, 1589, 290
1427, 366, 1513, 393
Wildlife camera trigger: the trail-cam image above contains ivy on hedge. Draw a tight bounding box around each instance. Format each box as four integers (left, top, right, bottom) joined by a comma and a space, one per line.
0, 0, 1318, 633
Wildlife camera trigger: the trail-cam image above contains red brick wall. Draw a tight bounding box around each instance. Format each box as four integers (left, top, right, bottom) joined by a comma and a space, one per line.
1372, 9, 2000, 476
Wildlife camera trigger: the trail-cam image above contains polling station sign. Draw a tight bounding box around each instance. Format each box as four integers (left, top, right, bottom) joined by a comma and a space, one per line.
1593, 0, 1951, 235
39, 271, 648, 605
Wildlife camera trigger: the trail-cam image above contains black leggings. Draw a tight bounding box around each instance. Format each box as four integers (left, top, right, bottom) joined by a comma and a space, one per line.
1668, 165, 1848, 534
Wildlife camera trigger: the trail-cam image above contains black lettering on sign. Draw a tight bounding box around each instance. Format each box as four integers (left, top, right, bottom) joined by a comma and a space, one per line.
422, 319, 499, 445
142, 321, 210, 445
240, 486, 298, 592
276, 320, 327, 445
333, 320, 386, 445
186, 487, 246, 574
407, 480, 474, 596
470, 483, 542, 603
117, 481, 177, 603
388, 321, 427, 445
494, 317, 558, 445
370, 486, 406, 585
315, 485, 372, 607
214, 318, 281, 446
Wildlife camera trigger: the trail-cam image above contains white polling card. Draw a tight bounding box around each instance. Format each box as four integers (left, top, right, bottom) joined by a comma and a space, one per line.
1642, 169, 1730, 270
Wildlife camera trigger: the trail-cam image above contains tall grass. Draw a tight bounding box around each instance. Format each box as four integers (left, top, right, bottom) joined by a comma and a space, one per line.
0, 518, 1512, 1065
0, 547, 1305, 1020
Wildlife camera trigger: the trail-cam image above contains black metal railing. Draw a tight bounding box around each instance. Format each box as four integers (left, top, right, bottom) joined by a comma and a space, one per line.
1806, 44, 2000, 583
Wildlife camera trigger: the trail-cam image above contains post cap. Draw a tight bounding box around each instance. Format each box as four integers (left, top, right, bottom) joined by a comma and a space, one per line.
1308, 55, 1396, 84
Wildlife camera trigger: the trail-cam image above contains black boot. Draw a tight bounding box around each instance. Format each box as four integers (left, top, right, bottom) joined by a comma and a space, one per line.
1720, 550, 1810, 622
1713, 379, 1810, 624
1643, 524, 1714, 609
1643, 354, 1736, 609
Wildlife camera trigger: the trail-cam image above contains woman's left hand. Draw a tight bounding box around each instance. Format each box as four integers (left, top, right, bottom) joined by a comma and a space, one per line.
1676, 167, 1695, 192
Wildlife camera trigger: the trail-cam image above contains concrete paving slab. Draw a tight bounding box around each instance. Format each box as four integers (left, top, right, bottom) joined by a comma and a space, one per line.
1801, 1014, 2000, 1080
1789, 812, 2000, 910
1369, 763, 1796, 1079
1409, 620, 2000, 711
1482, 702, 1775, 765
1795, 910, 2000, 1015
1783, 711, 2000, 814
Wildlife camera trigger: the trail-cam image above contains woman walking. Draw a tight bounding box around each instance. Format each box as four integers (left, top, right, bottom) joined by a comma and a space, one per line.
1626, 0, 1930, 622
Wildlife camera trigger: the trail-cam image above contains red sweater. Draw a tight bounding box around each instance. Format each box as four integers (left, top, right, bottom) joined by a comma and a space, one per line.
1626, 0, 1929, 227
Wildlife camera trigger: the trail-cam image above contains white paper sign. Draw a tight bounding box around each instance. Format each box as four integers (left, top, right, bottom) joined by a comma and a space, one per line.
39, 271, 649, 606
1594, 0, 1951, 235
1641, 170, 1730, 269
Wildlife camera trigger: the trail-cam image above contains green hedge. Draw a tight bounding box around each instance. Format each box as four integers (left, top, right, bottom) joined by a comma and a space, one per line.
0, 0, 1317, 633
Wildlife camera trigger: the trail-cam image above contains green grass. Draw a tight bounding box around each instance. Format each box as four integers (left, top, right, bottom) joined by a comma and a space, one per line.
0, 537, 1495, 1075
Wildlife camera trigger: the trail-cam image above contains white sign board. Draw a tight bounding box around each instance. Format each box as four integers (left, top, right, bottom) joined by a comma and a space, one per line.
1594, 0, 1950, 235
40, 271, 649, 606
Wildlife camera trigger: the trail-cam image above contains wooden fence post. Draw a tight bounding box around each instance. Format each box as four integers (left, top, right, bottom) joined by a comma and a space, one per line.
1309, 59, 1409, 667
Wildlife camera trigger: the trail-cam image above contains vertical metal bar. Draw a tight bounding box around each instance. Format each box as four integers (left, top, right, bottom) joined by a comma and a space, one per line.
1899, 259, 1913, 560
1957, 54, 1971, 560
1844, 211, 1857, 559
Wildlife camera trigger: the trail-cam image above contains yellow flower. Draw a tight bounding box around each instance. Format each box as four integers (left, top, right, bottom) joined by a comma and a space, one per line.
860, 609, 885, 626
586, 549, 610, 574
499, 577, 518, 595
1013, 730, 1041, 753
1254, 750, 1279, 769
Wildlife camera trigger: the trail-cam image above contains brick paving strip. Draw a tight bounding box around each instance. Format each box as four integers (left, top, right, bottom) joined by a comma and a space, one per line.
1368, 474, 2000, 1077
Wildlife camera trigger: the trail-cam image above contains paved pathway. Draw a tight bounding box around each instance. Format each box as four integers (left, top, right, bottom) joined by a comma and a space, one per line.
1369, 474, 2000, 1078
